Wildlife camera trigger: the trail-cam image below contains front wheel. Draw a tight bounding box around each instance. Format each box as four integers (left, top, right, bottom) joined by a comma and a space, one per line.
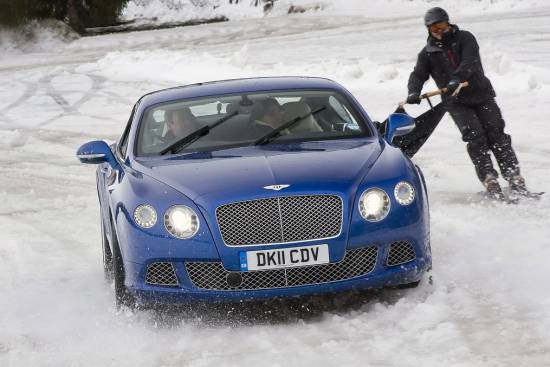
110, 219, 136, 309
100, 216, 113, 282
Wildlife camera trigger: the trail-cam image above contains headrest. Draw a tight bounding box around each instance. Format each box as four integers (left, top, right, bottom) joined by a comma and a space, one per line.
282, 101, 311, 121
226, 103, 239, 114
250, 98, 280, 121
166, 106, 197, 123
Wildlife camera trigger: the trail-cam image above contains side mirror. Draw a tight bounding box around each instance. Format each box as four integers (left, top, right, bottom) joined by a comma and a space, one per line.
384, 113, 415, 143
76, 140, 119, 169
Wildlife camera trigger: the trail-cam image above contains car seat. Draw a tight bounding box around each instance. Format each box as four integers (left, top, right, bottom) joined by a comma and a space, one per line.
281, 101, 322, 133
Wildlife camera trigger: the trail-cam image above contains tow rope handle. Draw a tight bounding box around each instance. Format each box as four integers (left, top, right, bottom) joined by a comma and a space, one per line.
399, 81, 469, 108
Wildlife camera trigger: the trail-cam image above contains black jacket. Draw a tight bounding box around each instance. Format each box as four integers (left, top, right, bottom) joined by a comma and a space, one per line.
408, 25, 495, 105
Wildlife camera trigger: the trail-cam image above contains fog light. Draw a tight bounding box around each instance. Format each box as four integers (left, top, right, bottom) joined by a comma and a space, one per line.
226, 272, 242, 288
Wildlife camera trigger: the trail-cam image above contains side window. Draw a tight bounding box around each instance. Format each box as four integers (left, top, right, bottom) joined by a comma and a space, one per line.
152, 109, 165, 122
274, 96, 301, 105
327, 96, 360, 132
190, 101, 224, 116
329, 96, 353, 124
118, 105, 135, 158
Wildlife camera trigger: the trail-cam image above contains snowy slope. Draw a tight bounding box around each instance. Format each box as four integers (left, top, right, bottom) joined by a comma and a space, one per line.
1, 2, 550, 366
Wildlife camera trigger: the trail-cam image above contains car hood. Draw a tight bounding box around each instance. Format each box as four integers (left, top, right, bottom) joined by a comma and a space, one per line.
134, 139, 382, 204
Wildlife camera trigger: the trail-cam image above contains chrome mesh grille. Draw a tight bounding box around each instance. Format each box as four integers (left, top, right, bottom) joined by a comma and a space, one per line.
216, 195, 343, 246
217, 198, 282, 246
280, 195, 342, 242
145, 262, 179, 287
185, 246, 377, 291
387, 241, 416, 266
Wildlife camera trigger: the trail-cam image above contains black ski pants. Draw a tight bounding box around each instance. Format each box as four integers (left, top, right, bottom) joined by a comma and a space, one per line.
445, 98, 520, 182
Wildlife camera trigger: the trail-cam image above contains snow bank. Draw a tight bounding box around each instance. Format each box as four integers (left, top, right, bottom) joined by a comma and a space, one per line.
122, 0, 231, 23
121, 0, 550, 23
0, 20, 79, 54
77, 47, 394, 87
77, 43, 549, 111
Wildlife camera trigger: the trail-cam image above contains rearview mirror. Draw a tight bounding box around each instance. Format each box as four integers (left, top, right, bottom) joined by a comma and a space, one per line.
76, 140, 119, 169
384, 113, 415, 143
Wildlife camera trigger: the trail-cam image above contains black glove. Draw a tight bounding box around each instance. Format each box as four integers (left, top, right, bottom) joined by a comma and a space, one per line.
445, 79, 460, 95
406, 93, 421, 105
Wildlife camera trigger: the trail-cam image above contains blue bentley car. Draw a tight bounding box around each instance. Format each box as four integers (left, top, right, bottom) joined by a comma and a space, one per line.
77, 77, 431, 307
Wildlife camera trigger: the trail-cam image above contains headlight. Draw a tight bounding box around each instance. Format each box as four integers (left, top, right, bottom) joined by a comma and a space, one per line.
358, 188, 390, 222
394, 181, 415, 205
134, 204, 157, 228
164, 205, 200, 239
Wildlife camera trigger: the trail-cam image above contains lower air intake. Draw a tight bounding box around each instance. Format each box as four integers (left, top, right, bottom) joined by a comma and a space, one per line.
145, 262, 179, 287
185, 246, 377, 291
387, 241, 416, 266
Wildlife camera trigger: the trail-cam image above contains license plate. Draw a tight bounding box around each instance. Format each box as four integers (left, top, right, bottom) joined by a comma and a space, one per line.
240, 244, 329, 271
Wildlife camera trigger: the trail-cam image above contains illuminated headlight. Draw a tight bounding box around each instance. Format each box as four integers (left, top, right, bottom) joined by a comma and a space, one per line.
358, 188, 391, 222
134, 204, 157, 228
164, 205, 200, 239
394, 181, 415, 205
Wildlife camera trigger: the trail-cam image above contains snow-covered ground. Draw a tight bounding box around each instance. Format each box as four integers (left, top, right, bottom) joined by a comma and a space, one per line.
1, 1, 550, 366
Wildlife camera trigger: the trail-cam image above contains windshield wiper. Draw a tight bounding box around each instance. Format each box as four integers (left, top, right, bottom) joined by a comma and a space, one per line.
160, 111, 238, 155
253, 106, 326, 146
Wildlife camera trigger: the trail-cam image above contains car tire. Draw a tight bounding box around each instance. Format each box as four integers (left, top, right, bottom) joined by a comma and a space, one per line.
101, 217, 114, 282
110, 219, 137, 310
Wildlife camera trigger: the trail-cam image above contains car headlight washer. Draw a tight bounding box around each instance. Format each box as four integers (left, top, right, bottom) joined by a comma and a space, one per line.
134, 204, 158, 228
164, 205, 200, 239
358, 188, 391, 222
394, 181, 415, 205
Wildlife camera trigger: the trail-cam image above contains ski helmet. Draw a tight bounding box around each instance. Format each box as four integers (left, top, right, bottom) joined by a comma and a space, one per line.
424, 7, 449, 27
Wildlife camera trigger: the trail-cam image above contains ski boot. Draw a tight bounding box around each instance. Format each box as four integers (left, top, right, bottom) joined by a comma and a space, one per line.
507, 175, 544, 199
508, 175, 528, 195
483, 176, 506, 201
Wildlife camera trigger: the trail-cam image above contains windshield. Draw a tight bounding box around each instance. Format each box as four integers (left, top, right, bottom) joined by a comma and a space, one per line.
136, 89, 371, 156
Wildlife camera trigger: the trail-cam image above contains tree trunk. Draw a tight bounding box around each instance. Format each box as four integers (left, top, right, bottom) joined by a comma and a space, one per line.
66, 0, 84, 34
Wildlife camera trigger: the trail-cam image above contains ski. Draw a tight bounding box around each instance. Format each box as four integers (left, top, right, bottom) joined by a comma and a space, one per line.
508, 191, 545, 200
474, 191, 518, 205
473, 190, 544, 204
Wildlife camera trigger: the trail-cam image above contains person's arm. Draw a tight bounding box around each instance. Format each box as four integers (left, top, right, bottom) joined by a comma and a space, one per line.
452, 31, 483, 81
407, 50, 430, 95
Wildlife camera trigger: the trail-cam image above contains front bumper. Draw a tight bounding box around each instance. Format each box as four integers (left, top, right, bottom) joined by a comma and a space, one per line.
124, 239, 431, 304
115, 176, 431, 305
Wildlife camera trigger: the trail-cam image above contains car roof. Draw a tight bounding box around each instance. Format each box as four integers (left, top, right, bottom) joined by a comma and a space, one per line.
137, 77, 347, 109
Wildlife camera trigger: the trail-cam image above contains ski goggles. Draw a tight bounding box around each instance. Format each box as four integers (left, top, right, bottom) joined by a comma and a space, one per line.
427, 21, 449, 33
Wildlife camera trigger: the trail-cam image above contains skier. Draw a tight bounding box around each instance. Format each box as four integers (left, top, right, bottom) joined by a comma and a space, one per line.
406, 7, 528, 199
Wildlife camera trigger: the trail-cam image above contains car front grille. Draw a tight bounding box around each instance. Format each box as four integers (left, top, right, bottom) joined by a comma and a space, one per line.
145, 262, 179, 287
185, 246, 377, 291
215, 195, 343, 246
386, 241, 416, 266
